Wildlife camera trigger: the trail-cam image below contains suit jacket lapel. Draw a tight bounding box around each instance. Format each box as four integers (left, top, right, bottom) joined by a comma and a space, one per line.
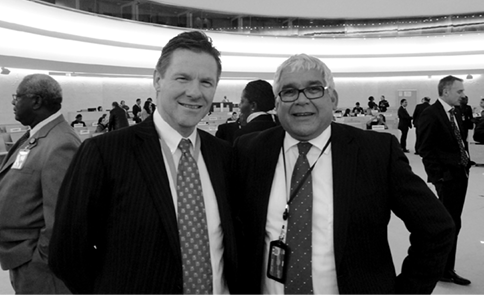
132, 116, 181, 258
434, 100, 461, 142
0, 115, 64, 173
331, 123, 358, 269
258, 127, 286, 229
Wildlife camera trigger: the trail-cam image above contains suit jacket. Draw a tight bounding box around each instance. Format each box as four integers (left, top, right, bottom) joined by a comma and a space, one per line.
215, 121, 241, 145
398, 106, 412, 130
108, 105, 129, 131
49, 116, 238, 294
457, 104, 474, 140
132, 104, 142, 118
234, 123, 454, 294
412, 102, 430, 128
0, 115, 81, 270
234, 113, 278, 140
418, 100, 470, 183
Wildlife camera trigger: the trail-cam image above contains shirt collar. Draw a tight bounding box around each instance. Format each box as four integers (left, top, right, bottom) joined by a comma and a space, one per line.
29, 110, 62, 138
284, 125, 331, 154
438, 97, 453, 113
153, 111, 197, 154
246, 111, 267, 123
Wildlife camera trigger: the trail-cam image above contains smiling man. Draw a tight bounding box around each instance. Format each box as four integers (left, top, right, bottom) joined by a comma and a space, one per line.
49, 31, 238, 294
234, 54, 455, 294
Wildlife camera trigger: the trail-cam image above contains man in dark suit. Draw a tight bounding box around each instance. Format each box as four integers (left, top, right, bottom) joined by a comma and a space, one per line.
412, 97, 431, 154
132, 98, 142, 123
418, 75, 472, 286
397, 98, 412, 153
0, 74, 80, 293
108, 101, 129, 131
234, 79, 279, 140
457, 95, 474, 141
234, 54, 454, 294
49, 31, 238, 294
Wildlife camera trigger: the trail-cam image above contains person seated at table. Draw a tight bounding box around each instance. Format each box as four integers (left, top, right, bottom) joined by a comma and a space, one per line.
71, 114, 86, 127
366, 114, 388, 130
343, 108, 352, 117
352, 102, 364, 115
95, 114, 108, 133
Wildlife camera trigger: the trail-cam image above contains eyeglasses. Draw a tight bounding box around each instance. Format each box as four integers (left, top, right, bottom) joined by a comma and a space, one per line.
278, 86, 327, 102
12, 93, 34, 103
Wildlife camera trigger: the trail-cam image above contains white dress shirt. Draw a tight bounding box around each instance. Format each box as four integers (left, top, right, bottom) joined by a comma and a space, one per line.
153, 111, 228, 294
262, 127, 339, 294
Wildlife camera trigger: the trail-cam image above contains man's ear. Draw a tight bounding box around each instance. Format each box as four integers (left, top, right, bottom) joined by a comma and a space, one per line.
251, 101, 258, 112
330, 89, 339, 110
153, 70, 161, 91
32, 95, 43, 110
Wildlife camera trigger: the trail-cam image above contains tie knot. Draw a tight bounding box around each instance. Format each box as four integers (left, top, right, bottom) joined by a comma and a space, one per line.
178, 138, 192, 154
449, 108, 455, 116
297, 141, 312, 156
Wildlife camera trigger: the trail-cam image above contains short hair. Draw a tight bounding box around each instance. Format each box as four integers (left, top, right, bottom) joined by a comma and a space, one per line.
136, 98, 141, 103
75, 114, 82, 119
273, 54, 335, 97
112, 101, 119, 107
18, 74, 62, 111
400, 99, 407, 105
356, 102, 360, 106
438, 75, 463, 96
423, 97, 431, 102
368, 96, 374, 101
243, 79, 275, 112
155, 31, 222, 80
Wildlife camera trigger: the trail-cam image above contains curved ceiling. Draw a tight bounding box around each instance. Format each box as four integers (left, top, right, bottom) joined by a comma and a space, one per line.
1, 0, 484, 80
156, 0, 484, 19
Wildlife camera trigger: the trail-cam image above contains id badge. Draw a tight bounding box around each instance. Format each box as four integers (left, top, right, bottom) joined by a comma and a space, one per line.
267, 240, 290, 283
12, 149, 30, 170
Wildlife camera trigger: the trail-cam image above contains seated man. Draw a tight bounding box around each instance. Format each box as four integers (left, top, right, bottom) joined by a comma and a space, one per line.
352, 102, 364, 115
366, 114, 388, 129
71, 114, 86, 127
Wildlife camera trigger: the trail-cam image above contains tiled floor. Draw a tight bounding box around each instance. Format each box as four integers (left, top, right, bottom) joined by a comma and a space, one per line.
0, 130, 482, 294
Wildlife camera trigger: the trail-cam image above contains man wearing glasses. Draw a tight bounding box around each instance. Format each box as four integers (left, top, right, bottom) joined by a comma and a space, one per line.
0, 74, 80, 293
234, 54, 455, 294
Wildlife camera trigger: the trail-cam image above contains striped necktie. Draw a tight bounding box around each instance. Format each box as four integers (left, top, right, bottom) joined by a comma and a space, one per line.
449, 109, 469, 167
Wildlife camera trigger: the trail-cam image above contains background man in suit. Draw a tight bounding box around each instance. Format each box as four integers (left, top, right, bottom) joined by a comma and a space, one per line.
0, 74, 80, 293
418, 75, 472, 286
457, 95, 474, 141
49, 31, 238, 294
108, 101, 129, 131
132, 98, 142, 123
412, 96, 431, 155
234, 54, 454, 294
234, 79, 279, 140
397, 98, 412, 153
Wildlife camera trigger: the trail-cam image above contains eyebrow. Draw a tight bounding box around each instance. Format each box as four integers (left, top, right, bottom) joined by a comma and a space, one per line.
281, 80, 323, 89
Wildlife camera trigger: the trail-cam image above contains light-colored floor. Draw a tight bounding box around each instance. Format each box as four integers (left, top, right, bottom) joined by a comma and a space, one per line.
0, 130, 482, 294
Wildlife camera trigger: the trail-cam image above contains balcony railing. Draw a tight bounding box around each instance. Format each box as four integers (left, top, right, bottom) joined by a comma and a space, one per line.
37, 0, 484, 38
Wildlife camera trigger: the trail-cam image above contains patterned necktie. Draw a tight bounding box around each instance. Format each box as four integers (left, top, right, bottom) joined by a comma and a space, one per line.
449, 109, 469, 167
285, 142, 313, 294
2, 130, 30, 167
176, 138, 213, 294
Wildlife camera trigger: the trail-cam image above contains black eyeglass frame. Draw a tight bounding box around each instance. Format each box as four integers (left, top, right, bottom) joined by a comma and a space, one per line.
277, 85, 328, 102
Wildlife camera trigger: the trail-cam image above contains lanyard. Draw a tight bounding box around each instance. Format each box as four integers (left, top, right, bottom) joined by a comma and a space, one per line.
281, 136, 331, 221
159, 131, 201, 188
